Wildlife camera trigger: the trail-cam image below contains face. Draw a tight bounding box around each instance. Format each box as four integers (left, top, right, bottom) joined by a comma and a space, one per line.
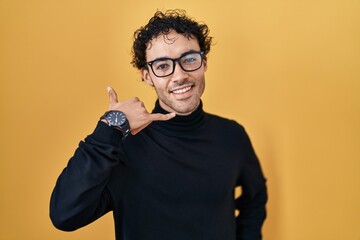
141, 31, 207, 116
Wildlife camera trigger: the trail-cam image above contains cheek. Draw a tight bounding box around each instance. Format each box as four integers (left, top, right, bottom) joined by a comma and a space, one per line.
199, 80, 205, 95
152, 81, 168, 94
146, 72, 168, 90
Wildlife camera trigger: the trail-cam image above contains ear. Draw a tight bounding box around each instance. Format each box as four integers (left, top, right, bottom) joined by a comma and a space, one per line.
141, 68, 154, 86
203, 59, 208, 72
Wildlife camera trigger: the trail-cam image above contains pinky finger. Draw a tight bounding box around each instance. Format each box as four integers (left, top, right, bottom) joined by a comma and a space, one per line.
130, 122, 151, 135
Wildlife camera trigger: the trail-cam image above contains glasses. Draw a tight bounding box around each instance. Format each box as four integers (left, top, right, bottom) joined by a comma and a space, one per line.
147, 51, 204, 78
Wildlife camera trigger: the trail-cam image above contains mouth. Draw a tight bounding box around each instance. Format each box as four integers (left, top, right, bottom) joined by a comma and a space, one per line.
170, 85, 193, 94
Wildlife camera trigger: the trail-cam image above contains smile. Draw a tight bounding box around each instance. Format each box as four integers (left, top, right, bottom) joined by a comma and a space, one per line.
171, 85, 193, 94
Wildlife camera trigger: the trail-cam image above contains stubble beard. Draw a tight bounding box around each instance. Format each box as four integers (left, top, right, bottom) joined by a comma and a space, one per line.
156, 80, 205, 116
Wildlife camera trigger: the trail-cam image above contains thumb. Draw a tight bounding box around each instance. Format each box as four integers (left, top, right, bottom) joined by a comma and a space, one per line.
107, 86, 118, 105
149, 112, 176, 122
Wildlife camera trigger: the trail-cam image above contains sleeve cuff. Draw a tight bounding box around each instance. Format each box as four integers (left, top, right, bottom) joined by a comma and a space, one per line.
89, 120, 124, 145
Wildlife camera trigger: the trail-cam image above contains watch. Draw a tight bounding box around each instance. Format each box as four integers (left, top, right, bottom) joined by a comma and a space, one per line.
101, 110, 130, 138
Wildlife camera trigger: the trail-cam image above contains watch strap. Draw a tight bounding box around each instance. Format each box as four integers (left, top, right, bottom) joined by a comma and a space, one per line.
100, 111, 130, 139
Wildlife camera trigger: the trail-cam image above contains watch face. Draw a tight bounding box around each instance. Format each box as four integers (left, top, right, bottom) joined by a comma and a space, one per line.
107, 111, 126, 126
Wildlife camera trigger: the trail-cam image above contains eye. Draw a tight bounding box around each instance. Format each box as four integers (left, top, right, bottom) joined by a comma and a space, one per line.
184, 57, 196, 63
156, 63, 171, 70
153, 59, 172, 71
181, 53, 200, 64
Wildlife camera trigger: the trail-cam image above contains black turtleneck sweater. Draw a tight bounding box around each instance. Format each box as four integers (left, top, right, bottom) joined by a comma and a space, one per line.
50, 101, 267, 240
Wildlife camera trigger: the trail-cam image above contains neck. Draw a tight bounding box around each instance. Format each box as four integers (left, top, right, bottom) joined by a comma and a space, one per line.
151, 99, 206, 136
158, 99, 201, 116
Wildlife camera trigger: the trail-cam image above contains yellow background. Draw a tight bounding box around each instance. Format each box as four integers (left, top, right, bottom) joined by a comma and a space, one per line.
0, 0, 359, 239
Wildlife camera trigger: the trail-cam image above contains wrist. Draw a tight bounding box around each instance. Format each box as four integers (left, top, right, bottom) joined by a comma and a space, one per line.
100, 110, 131, 138
93, 121, 124, 144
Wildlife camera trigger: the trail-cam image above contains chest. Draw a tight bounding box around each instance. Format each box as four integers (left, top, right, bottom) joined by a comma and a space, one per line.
120, 133, 242, 204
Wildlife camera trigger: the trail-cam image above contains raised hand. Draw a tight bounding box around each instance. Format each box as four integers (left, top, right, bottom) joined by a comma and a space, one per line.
106, 86, 175, 135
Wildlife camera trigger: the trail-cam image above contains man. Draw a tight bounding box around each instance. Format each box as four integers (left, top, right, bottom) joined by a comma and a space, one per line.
50, 9, 267, 240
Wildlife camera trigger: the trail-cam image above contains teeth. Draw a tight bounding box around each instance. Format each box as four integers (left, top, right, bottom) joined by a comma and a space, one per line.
172, 86, 192, 94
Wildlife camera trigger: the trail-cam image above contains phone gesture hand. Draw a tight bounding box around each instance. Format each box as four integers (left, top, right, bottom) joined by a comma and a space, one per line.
107, 86, 175, 135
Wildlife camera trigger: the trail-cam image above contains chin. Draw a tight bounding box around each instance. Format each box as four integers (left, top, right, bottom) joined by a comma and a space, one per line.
159, 94, 201, 115
173, 100, 200, 115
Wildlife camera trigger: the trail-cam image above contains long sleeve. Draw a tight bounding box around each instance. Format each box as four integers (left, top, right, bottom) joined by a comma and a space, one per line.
50, 121, 124, 231
236, 127, 268, 240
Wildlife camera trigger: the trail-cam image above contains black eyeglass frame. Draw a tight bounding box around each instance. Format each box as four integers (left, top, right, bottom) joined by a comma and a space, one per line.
147, 51, 205, 78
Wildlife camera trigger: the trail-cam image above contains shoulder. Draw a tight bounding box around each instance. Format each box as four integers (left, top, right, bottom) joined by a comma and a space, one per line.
203, 112, 251, 143
205, 112, 245, 133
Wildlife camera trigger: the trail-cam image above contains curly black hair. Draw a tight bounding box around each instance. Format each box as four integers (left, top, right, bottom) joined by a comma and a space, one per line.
131, 9, 212, 70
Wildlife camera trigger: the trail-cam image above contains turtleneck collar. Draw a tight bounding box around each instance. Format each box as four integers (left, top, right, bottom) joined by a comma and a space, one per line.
150, 99, 206, 135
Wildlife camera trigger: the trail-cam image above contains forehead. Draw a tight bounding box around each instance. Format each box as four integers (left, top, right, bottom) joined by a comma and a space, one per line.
145, 31, 200, 60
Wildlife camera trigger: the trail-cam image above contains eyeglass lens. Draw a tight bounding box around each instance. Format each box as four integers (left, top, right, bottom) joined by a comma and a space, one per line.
151, 52, 202, 77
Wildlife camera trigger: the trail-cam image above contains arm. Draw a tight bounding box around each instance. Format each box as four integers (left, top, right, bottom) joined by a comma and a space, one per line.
50, 87, 175, 231
50, 121, 124, 231
236, 128, 268, 240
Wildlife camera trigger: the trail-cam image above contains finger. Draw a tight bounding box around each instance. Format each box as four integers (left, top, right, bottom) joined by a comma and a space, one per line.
130, 122, 151, 135
131, 113, 175, 135
149, 112, 176, 122
107, 86, 118, 105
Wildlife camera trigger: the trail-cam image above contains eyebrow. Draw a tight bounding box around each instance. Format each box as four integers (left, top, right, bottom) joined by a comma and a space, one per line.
148, 49, 200, 62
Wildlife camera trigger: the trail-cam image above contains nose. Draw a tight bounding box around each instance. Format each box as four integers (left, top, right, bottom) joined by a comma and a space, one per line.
171, 61, 188, 82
